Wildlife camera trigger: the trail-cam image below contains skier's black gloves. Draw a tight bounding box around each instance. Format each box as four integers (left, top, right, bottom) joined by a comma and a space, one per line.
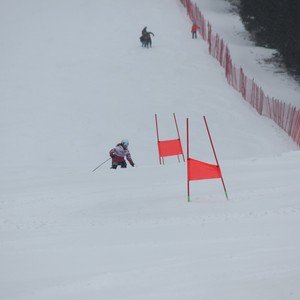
130, 162, 135, 167
110, 154, 115, 158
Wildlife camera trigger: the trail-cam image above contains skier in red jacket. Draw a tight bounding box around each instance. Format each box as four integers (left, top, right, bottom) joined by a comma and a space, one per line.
191, 23, 198, 39
109, 139, 135, 169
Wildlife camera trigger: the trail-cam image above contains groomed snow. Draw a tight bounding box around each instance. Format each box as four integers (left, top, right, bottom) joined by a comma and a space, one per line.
1, 0, 300, 299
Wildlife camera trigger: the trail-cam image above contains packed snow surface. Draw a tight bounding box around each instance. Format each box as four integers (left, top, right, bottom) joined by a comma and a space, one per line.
1, 0, 300, 299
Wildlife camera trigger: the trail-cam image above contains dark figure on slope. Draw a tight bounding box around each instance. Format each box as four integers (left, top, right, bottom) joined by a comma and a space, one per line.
109, 139, 135, 169
140, 26, 155, 48
142, 26, 147, 35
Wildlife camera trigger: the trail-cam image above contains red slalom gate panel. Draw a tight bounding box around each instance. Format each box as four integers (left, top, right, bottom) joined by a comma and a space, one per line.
188, 158, 221, 181
158, 139, 183, 158
186, 117, 228, 202
155, 113, 185, 165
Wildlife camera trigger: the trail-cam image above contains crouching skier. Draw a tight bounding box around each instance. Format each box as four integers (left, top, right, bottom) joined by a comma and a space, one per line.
109, 139, 135, 169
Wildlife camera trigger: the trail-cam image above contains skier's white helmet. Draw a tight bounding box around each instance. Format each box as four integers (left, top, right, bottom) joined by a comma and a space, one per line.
121, 139, 129, 147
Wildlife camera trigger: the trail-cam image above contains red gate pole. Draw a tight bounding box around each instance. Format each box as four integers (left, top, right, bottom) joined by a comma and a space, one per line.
186, 118, 191, 202
203, 116, 229, 200
173, 113, 181, 163
155, 114, 162, 165
173, 113, 185, 162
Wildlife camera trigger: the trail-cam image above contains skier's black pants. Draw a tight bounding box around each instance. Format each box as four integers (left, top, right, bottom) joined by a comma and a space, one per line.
111, 161, 127, 169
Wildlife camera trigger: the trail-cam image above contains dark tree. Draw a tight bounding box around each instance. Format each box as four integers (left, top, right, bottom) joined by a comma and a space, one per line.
237, 0, 300, 77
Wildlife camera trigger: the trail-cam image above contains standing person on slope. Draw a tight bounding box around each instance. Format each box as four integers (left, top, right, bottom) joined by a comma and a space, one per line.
109, 139, 135, 169
191, 23, 198, 39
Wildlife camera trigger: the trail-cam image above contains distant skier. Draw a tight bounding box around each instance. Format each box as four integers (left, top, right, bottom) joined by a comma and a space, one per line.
109, 139, 135, 169
191, 23, 198, 39
140, 26, 155, 48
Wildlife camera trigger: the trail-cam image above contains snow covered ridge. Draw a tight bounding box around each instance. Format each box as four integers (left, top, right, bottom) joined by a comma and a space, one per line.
180, 0, 300, 147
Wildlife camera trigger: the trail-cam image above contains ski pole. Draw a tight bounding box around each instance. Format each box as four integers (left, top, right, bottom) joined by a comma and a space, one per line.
92, 157, 111, 172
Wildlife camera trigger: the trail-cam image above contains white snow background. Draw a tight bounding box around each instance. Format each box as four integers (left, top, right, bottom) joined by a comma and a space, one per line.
1, 0, 300, 299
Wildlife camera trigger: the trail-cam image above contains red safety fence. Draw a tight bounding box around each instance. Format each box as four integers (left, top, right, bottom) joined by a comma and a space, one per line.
180, 0, 300, 147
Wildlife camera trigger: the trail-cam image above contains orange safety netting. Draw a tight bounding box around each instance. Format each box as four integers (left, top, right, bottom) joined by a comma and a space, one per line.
180, 0, 300, 148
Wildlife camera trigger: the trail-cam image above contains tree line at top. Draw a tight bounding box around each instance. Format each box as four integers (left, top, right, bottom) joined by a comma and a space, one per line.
228, 0, 300, 80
